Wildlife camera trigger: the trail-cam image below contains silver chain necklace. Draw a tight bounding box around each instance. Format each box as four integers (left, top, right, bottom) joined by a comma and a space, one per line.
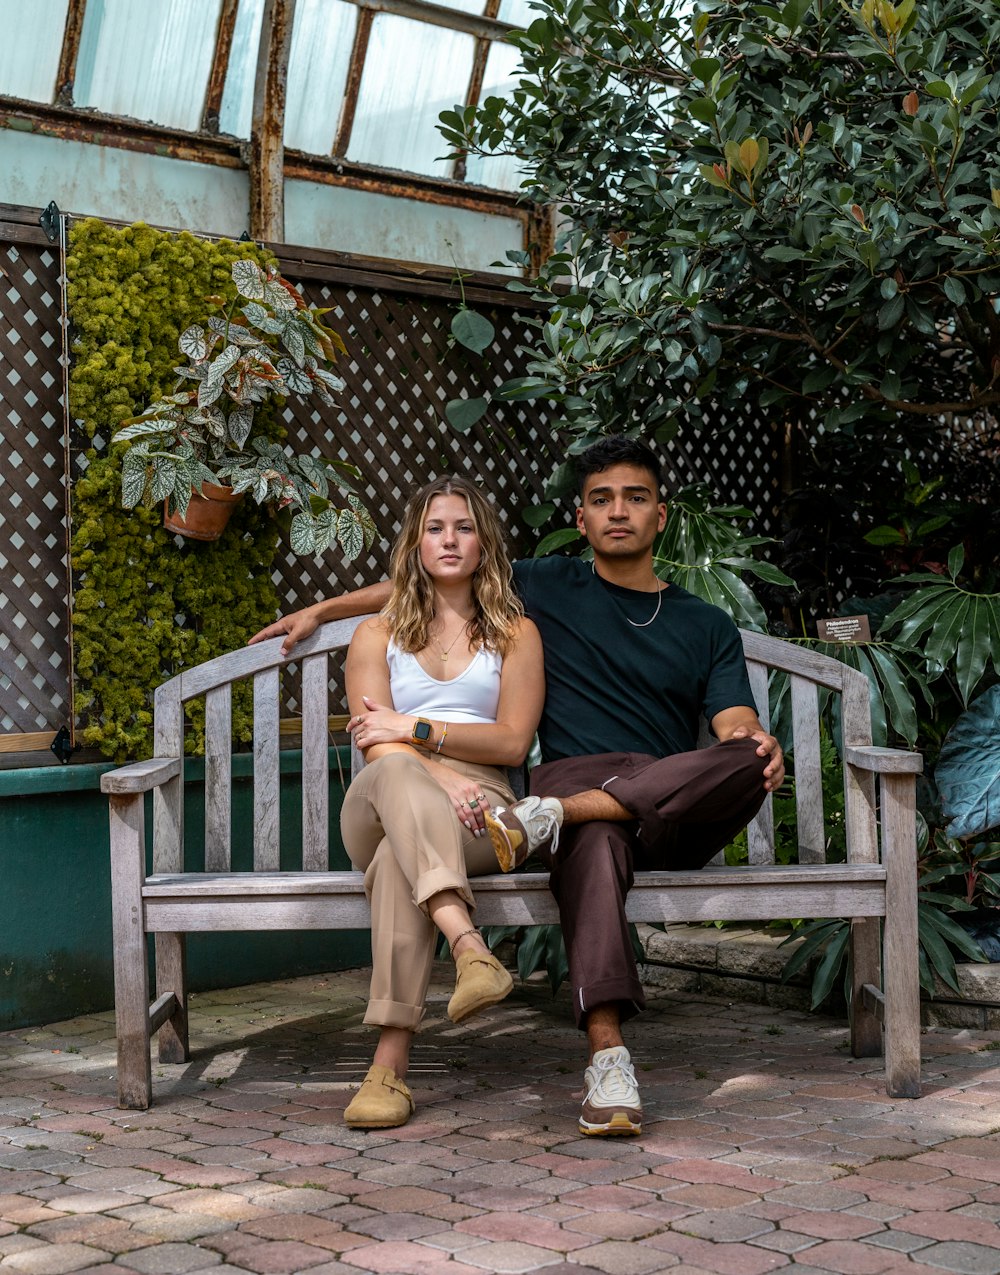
592, 562, 664, 628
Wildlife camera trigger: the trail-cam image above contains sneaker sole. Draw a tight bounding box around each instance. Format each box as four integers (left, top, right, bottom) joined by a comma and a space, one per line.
485, 815, 520, 873
579, 1112, 642, 1136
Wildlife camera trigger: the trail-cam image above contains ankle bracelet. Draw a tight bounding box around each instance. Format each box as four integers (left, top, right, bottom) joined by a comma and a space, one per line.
449, 927, 481, 957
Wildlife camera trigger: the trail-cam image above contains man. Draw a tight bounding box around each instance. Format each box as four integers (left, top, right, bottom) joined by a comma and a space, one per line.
250, 436, 783, 1137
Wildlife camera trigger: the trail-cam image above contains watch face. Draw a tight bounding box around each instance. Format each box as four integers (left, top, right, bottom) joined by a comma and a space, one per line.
413, 720, 432, 741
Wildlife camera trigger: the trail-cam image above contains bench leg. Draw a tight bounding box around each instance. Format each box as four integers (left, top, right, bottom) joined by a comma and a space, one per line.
109, 794, 152, 1110
155, 933, 189, 1063
881, 773, 921, 1098
849, 917, 883, 1058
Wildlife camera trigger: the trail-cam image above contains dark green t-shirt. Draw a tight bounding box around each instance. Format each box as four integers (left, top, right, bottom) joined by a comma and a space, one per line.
513, 557, 756, 762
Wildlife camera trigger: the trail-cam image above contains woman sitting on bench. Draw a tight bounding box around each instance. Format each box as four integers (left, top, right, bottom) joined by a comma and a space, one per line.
340, 475, 544, 1129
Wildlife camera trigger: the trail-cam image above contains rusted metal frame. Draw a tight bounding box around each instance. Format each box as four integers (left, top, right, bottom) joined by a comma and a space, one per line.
526, 203, 556, 275
346, 0, 517, 42
249, 0, 297, 242
275, 245, 546, 310
451, 0, 500, 183
332, 6, 374, 158
0, 99, 245, 168
1, 99, 536, 218
55, 0, 88, 105
203, 0, 241, 133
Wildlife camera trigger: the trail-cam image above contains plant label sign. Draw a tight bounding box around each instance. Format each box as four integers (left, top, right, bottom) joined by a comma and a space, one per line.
817, 615, 872, 643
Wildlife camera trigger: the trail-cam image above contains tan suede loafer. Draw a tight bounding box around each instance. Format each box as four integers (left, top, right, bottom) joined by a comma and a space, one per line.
447, 949, 514, 1023
343, 1064, 414, 1129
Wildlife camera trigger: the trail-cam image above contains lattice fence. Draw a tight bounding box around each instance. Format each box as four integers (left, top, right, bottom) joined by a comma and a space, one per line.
0, 220, 71, 747
0, 208, 789, 755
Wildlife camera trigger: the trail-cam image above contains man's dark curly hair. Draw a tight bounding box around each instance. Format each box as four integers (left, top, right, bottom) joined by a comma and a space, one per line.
573, 435, 668, 497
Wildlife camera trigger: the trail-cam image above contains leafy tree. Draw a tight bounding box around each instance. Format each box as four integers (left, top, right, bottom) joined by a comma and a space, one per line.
443, 0, 1000, 452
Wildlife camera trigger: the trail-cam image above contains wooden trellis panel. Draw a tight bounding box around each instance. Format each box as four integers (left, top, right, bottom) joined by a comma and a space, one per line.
0, 216, 71, 748
0, 208, 792, 754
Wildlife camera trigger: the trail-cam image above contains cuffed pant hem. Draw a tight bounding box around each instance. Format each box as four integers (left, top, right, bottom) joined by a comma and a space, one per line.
414, 865, 476, 914
575, 979, 645, 1031
363, 998, 426, 1031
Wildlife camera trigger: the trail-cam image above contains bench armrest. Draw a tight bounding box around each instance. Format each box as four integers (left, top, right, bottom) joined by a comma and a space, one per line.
101, 758, 182, 795
845, 745, 922, 775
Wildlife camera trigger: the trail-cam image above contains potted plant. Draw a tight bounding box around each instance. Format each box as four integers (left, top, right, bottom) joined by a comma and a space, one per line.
112, 258, 374, 558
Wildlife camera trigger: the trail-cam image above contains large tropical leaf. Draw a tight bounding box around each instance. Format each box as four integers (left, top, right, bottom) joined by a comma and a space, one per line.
881, 565, 1000, 706
935, 685, 1000, 840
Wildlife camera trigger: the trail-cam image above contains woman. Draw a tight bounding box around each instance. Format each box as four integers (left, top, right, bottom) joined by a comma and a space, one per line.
340, 475, 544, 1130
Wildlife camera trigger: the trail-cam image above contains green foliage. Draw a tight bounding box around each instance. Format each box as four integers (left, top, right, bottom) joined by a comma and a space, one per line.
444, 0, 1000, 444
68, 220, 284, 761
880, 547, 1000, 708
482, 922, 644, 995
113, 258, 374, 558
652, 484, 794, 630
726, 724, 846, 866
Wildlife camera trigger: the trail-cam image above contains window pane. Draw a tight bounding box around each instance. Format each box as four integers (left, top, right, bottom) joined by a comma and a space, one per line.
218, 0, 265, 139
423, 0, 486, 11
497, 0, 537, 25
284, 0, 355, 154
464, 40, 525, 191
0, 0, 68, 102
348, 15, 474, 177
74, 0, 222, 131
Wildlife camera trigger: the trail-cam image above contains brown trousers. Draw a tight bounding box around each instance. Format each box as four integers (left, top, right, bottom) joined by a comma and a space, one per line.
340, 749, 514, 1030
529, 738, 768, 1028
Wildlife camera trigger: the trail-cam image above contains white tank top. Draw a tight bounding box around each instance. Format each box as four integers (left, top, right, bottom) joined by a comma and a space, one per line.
387, 639, 502, 724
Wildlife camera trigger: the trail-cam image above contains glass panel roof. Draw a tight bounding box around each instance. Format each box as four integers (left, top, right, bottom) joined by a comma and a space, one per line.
464, 40, 524, 192
347, 14, 476, 178
74, 0, 223, 132
0, 0, 539, 193
0, 0, 68, 103
218, 0, 265, 139
284, 0, 356, 154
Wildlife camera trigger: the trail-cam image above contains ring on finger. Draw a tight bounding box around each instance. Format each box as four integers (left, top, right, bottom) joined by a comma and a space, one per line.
476, 792, 486, 801
468, 798, 480, 810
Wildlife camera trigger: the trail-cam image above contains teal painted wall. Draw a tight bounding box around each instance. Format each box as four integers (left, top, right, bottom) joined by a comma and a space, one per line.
0, 750, 370, 1029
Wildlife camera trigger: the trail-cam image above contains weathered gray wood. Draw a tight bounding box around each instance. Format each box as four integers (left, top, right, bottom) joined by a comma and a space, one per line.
880, 772, 922, 1098
205, 686, 232, 872
745, 660, 774, 865
152, 677, 184, 874
108, 793, 152, 1110
148, 992, 180, 1035
100, 757, 181, 794
301, 652, 329, 871
253, 668, 281, 871
840, 666, 878, 866
739, 630, 847, 690
845, 745, 923, 774
791, 674, 824, 862
107, 618, 923, 1106
850, 917, 884, 1058
154, 933, 189, 1063
861, 984, 886, 1019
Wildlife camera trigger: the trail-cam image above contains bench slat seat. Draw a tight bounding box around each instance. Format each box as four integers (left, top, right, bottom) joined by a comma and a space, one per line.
103, 617, 923, 1111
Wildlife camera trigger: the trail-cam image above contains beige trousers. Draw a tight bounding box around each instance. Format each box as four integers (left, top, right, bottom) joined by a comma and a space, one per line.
340, 748, 515, 1030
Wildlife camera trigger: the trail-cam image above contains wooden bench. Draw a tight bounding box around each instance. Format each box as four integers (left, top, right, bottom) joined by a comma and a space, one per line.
102, 617, 923, 1110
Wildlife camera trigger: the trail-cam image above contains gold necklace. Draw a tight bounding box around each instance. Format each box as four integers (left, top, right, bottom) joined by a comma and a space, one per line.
433, 621, 469, 662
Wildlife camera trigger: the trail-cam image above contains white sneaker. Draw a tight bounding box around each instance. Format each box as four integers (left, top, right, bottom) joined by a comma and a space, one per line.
579, 1046, 642, 1136
486, 796, 563, 872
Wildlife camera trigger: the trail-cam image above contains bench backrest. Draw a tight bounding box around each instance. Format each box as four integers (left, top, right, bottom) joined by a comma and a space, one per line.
149, 620, 877, 875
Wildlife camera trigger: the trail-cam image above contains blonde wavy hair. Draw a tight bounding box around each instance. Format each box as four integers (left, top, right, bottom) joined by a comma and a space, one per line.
382, 476, 523, 658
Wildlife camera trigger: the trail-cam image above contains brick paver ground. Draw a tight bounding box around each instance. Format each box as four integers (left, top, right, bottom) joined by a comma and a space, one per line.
1, 965, 999, 1274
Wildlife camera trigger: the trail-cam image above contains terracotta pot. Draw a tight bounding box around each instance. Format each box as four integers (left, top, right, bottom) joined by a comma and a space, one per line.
163, 482, 243, 541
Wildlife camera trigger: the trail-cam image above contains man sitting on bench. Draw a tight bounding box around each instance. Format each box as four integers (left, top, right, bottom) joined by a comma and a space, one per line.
251, 436, 783, 1137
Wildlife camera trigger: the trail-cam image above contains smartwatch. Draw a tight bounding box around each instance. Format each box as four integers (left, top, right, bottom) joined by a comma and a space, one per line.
411, 717, 433, 746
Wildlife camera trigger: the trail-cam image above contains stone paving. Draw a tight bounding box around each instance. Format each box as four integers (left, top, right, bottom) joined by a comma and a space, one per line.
2, 964, 1000, 1275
